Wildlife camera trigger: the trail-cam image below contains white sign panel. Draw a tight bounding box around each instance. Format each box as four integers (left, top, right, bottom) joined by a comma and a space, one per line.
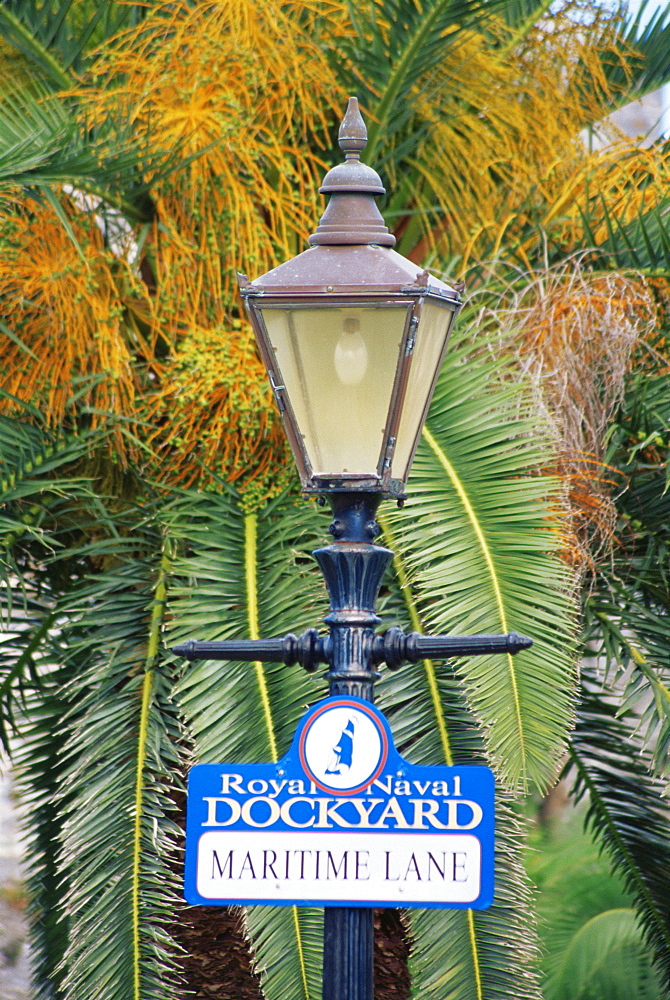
197, 830, 481, 904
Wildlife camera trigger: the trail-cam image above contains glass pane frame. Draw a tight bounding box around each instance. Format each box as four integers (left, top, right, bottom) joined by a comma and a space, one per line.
243, 291, 459, 497
390, 298, 460, 484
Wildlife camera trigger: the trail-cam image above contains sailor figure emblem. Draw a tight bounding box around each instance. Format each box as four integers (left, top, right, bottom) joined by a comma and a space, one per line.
299, 700, 389, 795
325, 719, 356, 775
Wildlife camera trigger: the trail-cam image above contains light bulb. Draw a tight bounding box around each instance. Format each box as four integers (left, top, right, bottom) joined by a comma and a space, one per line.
334, 316, 368, 386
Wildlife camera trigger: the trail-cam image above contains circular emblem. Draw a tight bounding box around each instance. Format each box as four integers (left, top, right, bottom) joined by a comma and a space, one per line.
299, 700, 388, 795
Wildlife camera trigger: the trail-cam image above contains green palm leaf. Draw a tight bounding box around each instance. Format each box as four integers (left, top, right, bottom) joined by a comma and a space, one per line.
605, 0, 670, 106
495, 0, 554, 31
546, 908, 661, 1000
0, 399, 99, 746
374, 565, 542, 1000
0, 400, 92, 512
583, 360, 670, 772
577, 194, 670, 272
568, 666, 670, 988
585, 589, 670, 773
54, 524, 184, 1000
570, 357, 670, 990
337, 0, 510, 167
531, 813, 663, 1000
169, 488, 328, 1000
10, 665, 75, 999
380, 324, 578, 794
0, 1, 146, 86
0, 80, 160, 221
369, 317, 576, 996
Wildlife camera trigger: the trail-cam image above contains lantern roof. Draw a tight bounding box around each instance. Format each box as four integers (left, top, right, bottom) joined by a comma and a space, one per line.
239, 97, 461, 304
240, 244, 461, 302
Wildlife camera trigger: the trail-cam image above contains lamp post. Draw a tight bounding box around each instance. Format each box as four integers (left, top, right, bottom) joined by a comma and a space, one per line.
174, 97, 531, 1000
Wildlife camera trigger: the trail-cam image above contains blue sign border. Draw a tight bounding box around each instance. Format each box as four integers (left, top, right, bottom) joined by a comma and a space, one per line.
185, 696, 495, 909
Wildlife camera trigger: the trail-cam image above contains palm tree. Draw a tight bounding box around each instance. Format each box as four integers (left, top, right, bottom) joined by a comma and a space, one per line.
1, 2, 669, 999
529, 799, 665, 1000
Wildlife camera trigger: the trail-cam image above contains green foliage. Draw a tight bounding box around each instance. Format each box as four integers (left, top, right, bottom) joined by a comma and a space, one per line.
168, 489, 327, 998
368, 313, 579, 996
604, 0, 670, 104
338, 0, 509, 164
578, 194, 670, 273
11, 672, 75, 999
568, 666, 670, 986
582, 353, 670, 772
0, 0, 145, 85
0, 398, 99, 750
169, 489, 328, 763
50, 524, 184, 1000
381, 323, 578, 794
529, 806, 664, 1000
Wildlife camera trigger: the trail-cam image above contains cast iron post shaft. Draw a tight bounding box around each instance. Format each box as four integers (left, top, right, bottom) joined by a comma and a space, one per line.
317, 493, 390, 1000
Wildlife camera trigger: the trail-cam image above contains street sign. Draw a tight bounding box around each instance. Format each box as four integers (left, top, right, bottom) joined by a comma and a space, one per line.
184, 696, 494, 909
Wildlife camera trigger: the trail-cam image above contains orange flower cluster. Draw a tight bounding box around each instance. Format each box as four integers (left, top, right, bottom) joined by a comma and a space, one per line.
0, 197, 153, 458
81, 0, 341, 333
0, 1, 344, 502
145, 322, 293, 504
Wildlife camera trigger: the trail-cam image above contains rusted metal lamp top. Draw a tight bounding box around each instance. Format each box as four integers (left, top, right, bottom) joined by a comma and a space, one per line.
239, 97, 462, 499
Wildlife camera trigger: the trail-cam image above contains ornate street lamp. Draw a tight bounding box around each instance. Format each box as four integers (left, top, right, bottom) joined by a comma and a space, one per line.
175, 98, 531, 1000
239, 97, 460, 503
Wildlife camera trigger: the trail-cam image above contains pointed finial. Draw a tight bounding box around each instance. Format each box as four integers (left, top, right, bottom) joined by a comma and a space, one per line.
308, 96, 395, 247
338, 97, 367, 160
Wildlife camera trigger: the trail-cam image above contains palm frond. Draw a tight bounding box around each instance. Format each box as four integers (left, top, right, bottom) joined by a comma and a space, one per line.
568, 664, 670, 987
170, 489, 327, 760
0, 596, 58, 751
546, 908, 661, 1000
0, 399, 95, 555
564, 302, 670, 992
169, 488, 328, 1000
0, 1, 146, 86
577, 194, 670, 272
380, 322, 578, 794
0, 81, 158, 221
494, 0, 553, 31
245, 905, 324, 1000
529, 811, 662, 1000
606, 0, 670, 105
0, 3, 72, 89
582, 358, 670, 772
584, 589, 670, 773
375, 574, 542, 999
54, 523, 185, 1000
10, 667, 76, 999
0, 401, 99, 743
0, 400, 92, 506
337, 0, 510, 165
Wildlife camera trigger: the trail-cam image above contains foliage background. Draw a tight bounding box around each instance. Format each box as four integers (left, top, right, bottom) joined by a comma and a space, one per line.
1, 1, 669, 999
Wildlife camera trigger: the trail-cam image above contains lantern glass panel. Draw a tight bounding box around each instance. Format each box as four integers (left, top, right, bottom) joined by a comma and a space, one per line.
390, 301, 456, 482
261, 304, 408, 476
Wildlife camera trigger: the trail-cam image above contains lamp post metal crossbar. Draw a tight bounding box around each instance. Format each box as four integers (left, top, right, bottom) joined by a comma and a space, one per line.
172, 629, 531, 669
